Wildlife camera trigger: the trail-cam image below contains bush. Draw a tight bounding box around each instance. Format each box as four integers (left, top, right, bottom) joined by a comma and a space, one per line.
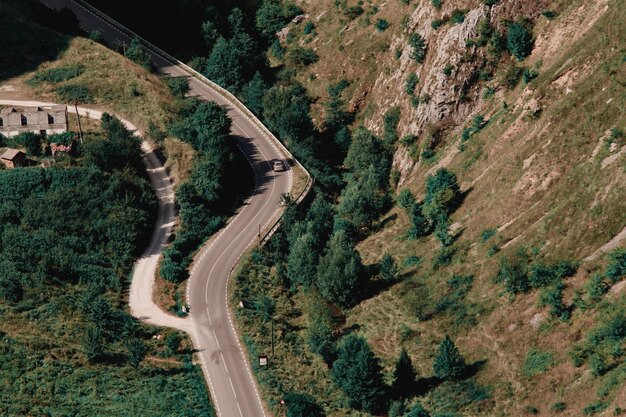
344, 5, 364, 20
29, 64, 84, 84
303, 21, 315, 35
409, 33, 427, 63
450, 9, 466, 24
523, 68, 539, 83
55, 83, 93, 103
431, 0, 442, 10
542, 10, 558, 19
481, 228, 497, 242
286, 47, 319, 69
502, 61, 523, 88
583, 402, 608, 416
164, 76, 190, 99
383, 106, 401, 143
443, 63, 453, 76
375, 19, 390, 31
605, 249, 626, 283
522, 349, 555, 377
586, 273, 609, 302
507, 21, 534, 61
551, 402, 567, 413
405, 72, 419, 95
431, 19, 445, 29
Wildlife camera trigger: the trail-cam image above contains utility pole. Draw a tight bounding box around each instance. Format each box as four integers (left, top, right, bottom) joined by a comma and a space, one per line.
271, 319, 274, 359
74, 102, 84, 144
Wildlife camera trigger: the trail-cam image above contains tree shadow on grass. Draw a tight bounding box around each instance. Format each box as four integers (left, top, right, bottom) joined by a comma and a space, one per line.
0, 1, 80, 83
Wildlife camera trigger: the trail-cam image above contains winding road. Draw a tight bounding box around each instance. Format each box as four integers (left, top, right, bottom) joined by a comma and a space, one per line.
33, 1, 311, 416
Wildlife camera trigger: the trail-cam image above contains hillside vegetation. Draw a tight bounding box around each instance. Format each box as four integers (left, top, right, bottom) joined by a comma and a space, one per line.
228, 0, 625, 416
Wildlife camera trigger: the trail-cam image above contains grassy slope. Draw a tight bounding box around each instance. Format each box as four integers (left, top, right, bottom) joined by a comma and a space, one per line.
234, 0, 625, 416
0, 4, 212, 416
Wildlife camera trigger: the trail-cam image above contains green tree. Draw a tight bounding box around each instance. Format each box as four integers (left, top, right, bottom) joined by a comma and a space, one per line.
408, 202, 430, 239
125, 37, 152, 70
188, 102, 232, 154
242, 71, 267, 116
406, 402, 431, 417
165, 333, 181, 354
317, 231, 364, 308
344, 126, 391, 184
201, 20, 219, 49
332, 334, 386, 413
507, 21, 533, 61
283, 392, 326, 417
397, 189, 416, 210
262, 83, 313, 143
423, 168, 461, 218
307, 293, 336, 364
393, 348, 417, 398
256, 0, 288, 39
0, 264, 23, 302
336, 165, 390, 231
433, 335, 466, 380
380, 253, 398, 282
125, 337, 148, 368
82, 325, 104, 363
288, 232, 319, 288
164, 76, 190, 99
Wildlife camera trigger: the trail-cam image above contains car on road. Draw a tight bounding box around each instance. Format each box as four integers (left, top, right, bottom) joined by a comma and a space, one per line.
272, 160, 286, 172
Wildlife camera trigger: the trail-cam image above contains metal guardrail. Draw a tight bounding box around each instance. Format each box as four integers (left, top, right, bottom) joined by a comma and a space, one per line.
74, 0, 314, 245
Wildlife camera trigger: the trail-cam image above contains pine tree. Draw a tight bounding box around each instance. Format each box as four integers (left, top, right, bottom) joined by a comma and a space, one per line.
506, 21, 533, 61
283, 392, 326, 417
242, 71, 267, 116
433, 335, 466, 380
125, 338, 148, 368
393, 348, 417, 398
332, 335, 387, 413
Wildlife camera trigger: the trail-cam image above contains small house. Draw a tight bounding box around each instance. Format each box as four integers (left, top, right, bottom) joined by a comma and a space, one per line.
1, 148, 27, 168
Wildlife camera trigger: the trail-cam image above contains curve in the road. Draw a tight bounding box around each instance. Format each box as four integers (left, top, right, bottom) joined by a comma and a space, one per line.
32, 2, 313, 417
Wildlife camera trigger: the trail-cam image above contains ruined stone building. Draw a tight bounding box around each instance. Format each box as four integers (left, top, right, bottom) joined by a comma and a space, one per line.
0, 106, 68, 137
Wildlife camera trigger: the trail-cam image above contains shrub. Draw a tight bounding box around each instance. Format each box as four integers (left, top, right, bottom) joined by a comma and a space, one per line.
542, 10, 558, 19
344, 5, 364, 20
55, 83, 93, 103
586, 273, 609, 302
528, 260, 577, 288
481, 228, 497, 242
433, 247, 456, 269
450, 9, 466, 24
605, 249, 626, 283
431, 0, 442, 10
525, 405, 539, 414
502, 60, 523, 88
383, 106, 401, 143
164, 76, 190, 99
589, 353, 608, 376
443, 63, 453, 76
431, 19, 445, 29
552, 402, 567, 413
522, 349, 555, 376
88, 30, 105, 43
583, 402, 608, 416
409, 33, 427, 63
286, 47, 319, 69
523, 68, 539, 83
507, 21, 534, 61
303, 21, 315, 35
405, 72, 419, 95
539, 284, 570, 321
375, 19, 390, 31
397, 189, 416, 209
125, 37, 152, 70
29, 64, 84, 84
488, 29, 506, 58
482, 86, 496, 99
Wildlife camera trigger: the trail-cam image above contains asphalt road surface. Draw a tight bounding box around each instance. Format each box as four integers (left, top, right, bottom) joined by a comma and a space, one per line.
37, 1, 295, 416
